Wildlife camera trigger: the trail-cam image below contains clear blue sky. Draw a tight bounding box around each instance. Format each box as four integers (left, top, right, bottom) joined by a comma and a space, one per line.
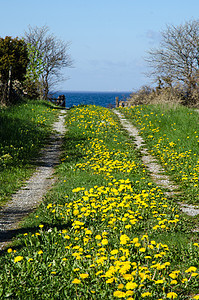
1, 0, 199, 92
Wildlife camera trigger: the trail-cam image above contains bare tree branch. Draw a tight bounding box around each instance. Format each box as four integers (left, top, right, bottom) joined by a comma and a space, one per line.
24, 25, 73, 99
145, 19, 199, 95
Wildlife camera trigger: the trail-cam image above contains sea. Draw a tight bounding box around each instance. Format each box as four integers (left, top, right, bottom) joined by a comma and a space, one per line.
51, 91, 131, 108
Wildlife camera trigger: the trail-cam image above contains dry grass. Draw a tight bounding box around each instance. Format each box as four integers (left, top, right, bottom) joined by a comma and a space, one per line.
126, 85, 199, 108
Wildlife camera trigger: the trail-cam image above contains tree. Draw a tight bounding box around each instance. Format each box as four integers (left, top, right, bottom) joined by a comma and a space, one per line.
146, 19, 199, 102
0, 36, 29, 104
24, 26, 72, 100
23, 43, 44, 99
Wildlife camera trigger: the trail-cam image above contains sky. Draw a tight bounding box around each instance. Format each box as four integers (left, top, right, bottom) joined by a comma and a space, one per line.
1, 0, 199, 92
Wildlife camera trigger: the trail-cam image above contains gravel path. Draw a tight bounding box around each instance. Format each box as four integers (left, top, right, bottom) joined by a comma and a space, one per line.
113, 109, 199, 218
1, 108, 198, 250
0, 110, 67, 250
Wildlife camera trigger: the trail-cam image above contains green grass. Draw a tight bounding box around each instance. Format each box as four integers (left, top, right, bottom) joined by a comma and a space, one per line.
0, 99, 59, 205
119, 104, 199, 206
0, 105, 198, 299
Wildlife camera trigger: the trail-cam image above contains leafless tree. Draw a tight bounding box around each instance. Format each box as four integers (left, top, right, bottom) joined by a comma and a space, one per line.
146, 19, 199, 99
24, 25, 73, 100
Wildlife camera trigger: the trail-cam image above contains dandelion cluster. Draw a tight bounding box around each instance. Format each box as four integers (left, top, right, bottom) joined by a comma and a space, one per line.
119, 105, 199, 204
1, 105, 199, 299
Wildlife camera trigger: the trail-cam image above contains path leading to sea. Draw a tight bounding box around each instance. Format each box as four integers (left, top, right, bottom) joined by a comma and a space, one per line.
1, 107, 199, 251
0, 110, 67, 250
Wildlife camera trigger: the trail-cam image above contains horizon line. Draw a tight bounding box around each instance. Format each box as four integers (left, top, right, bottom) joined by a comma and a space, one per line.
51, 90, 132, 93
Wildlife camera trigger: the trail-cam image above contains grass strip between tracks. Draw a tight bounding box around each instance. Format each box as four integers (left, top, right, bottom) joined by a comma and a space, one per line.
0, 104, 199, 299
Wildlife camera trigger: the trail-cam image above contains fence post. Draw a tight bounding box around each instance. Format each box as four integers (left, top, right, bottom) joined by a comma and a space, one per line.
115, 96, 119, 107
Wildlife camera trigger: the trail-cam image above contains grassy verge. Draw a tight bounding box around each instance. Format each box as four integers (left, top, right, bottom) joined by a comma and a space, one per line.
118, 104, 199, 206
0, 105, 198, 299
0, 99, 59, 206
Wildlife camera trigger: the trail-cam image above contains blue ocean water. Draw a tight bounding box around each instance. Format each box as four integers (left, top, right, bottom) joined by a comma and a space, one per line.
52, 91, 131, 108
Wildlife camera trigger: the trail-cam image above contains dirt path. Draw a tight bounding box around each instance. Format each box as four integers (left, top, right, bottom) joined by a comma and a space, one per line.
0, 110, 67, 250
113, 109, 199, 217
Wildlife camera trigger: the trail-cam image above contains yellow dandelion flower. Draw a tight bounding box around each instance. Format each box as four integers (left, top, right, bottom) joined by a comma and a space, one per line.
141, 292, 152, 297
123, 274, 133, 281
113, 290, 126, 298
169, 273, 178, 279
106, 278, 115, 284
144, 256, 152, 259
132, 237, 139, 243
111, 249, 119, 255
85, 229, 92, 235
14, 256, 23, 263
126, 290, 134, 296
185, 266, 197, 273
72, 278, 81, 284
125, 281, 138, 290
73, 268, 80, 272
64, 235, 70, 239
166, 292, 178, 299
28, 258, 33, 262
155, 279, 164, 284
139, 247, 146, 252
101, 239, 108, 245
170, 280, 178, 285
120, 234, 130, 245
80, 273, 89, 279
191, 273, 199, 277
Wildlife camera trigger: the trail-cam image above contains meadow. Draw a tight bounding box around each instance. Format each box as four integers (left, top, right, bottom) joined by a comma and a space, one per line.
0, 100, 58, 205
119, 104, 199, 205
0, 104, 198, 299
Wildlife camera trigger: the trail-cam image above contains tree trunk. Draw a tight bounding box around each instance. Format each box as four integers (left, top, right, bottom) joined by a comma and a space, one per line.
7, 67, 12, 103
1, 81, 8, 106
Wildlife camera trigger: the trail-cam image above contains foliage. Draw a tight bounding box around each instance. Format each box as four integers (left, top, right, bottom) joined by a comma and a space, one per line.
0, 36, 29, 104
0, 105, 199, 299
127, 85, 184, 107
127, 86, 156, 106
23, 43, 44, 99
120, 104, 199, 205
24, 25, 72, 100
0, 100, 58, 205
146, 19, 199, 105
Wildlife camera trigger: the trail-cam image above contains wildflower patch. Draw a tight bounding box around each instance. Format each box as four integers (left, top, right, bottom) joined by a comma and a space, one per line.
0, 105, 198, 299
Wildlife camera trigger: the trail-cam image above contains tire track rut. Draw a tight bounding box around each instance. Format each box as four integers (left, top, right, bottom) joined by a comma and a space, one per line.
113, 109, 199, 218
0, 110, 67, 250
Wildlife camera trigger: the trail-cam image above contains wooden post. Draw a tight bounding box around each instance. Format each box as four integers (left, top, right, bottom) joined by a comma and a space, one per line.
115, 96, 119, 108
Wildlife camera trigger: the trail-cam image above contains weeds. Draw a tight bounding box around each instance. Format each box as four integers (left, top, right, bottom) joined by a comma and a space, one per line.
0, 100, 58, 205
119, 104, 199, 205
0, 105, 198, 299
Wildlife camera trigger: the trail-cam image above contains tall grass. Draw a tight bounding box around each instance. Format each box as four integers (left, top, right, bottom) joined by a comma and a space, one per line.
0, 105, 198, 299
0, 100, 58, 205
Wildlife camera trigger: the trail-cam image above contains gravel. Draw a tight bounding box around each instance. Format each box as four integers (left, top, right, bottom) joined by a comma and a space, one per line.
0, 110, 67, 250
113, 109, 199, 218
